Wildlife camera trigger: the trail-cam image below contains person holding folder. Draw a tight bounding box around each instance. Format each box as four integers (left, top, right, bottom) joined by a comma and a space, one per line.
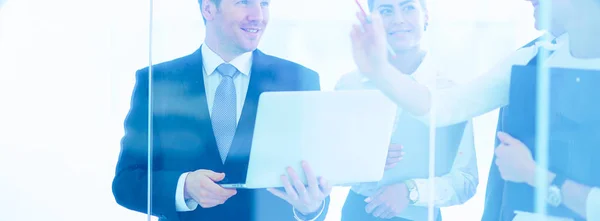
490, 0, 600, 220
339, 0, 478, 220
349, 0, 600, 219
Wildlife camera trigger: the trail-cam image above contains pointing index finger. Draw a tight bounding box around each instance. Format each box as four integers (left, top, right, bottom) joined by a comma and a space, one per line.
389, 144, 403, 151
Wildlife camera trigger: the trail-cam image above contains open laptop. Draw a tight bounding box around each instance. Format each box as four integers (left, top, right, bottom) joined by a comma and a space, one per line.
220, 90, 397, 189
502, 65, 600, 219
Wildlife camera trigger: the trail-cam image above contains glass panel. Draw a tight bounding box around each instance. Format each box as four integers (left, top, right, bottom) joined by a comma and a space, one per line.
0, 0, 150, 220
533, 2, 553, 216
140, 1, 600, 221
111, 0, 156, 220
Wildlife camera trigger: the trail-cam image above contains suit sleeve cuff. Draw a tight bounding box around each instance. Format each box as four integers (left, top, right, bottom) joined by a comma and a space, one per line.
175, 172, 198, 212
587, 187, 600, 221
293, 201, 325, 221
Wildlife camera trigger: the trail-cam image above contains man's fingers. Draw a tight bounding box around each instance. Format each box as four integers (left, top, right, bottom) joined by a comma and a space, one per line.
497, 131, 518, 145
204, 180, 236, 198
495, 158, 505, 171
280, 174, 299, 201
387, 150, 404, 158
356, 11, 371, 28
386, 156, 402, 164
301, 161, 319, 195
350, 24, 363, 46
365, 196, 383, 213
384, 163, 398, 170
365, 188, 383, 202
495, 144, 508, 157
319, 177, 332, 196
204, 171, 225, 182
388, 144, 403, 151
287, 167, 310, 203
385, 153, 403, 170
372, 205, 388, 218
365, 201, 381, 214
221, 188, 237, 197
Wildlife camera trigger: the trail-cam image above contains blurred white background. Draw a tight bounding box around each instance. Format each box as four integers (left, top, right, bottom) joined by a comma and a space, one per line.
0, 0, 541, 220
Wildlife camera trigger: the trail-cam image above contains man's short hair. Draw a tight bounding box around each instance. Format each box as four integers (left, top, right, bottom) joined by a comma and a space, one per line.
200, 0, 221, 23
200, 0, 221, 6
367, 0, 427, 11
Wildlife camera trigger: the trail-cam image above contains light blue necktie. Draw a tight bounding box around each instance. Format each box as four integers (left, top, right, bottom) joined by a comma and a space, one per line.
211, 63, 239, 163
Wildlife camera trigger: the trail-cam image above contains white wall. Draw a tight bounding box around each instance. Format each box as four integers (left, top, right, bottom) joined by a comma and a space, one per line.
0, 0, 541, 220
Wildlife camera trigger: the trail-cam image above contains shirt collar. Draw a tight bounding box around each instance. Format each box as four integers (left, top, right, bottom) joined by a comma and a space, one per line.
536, 33, 568, 51
201, 44, 253, 76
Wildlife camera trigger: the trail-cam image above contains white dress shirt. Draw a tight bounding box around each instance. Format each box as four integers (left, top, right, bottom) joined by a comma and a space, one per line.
414, 34, 569, 127
335, 52, 479, 220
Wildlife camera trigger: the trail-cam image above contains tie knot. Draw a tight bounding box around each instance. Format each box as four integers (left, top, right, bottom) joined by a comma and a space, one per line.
216, 63, 239, 78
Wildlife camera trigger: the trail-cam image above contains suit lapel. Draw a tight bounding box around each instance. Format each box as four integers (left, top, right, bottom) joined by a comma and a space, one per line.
223, 50, 275, 181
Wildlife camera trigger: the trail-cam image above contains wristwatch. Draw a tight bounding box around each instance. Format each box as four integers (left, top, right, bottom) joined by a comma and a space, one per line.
548, 174, 567, 207
293, 201, 325, 221
404, 180, 419, 205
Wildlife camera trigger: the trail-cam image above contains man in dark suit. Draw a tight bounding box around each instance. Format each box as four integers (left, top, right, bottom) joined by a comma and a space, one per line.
112, 0, 332, 220
485, 0, 600, 220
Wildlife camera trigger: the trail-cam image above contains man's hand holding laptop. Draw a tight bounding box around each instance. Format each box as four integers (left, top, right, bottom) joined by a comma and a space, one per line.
184, 169, 237, 208
268, 160, 333, 215
183, 162, 332, 215
262, 142, 403, 215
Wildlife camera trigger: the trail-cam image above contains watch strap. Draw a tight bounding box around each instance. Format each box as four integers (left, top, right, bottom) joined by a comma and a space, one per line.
547, 173, 567, 207
551, 173, 567, 189
403, 180, 419, 204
